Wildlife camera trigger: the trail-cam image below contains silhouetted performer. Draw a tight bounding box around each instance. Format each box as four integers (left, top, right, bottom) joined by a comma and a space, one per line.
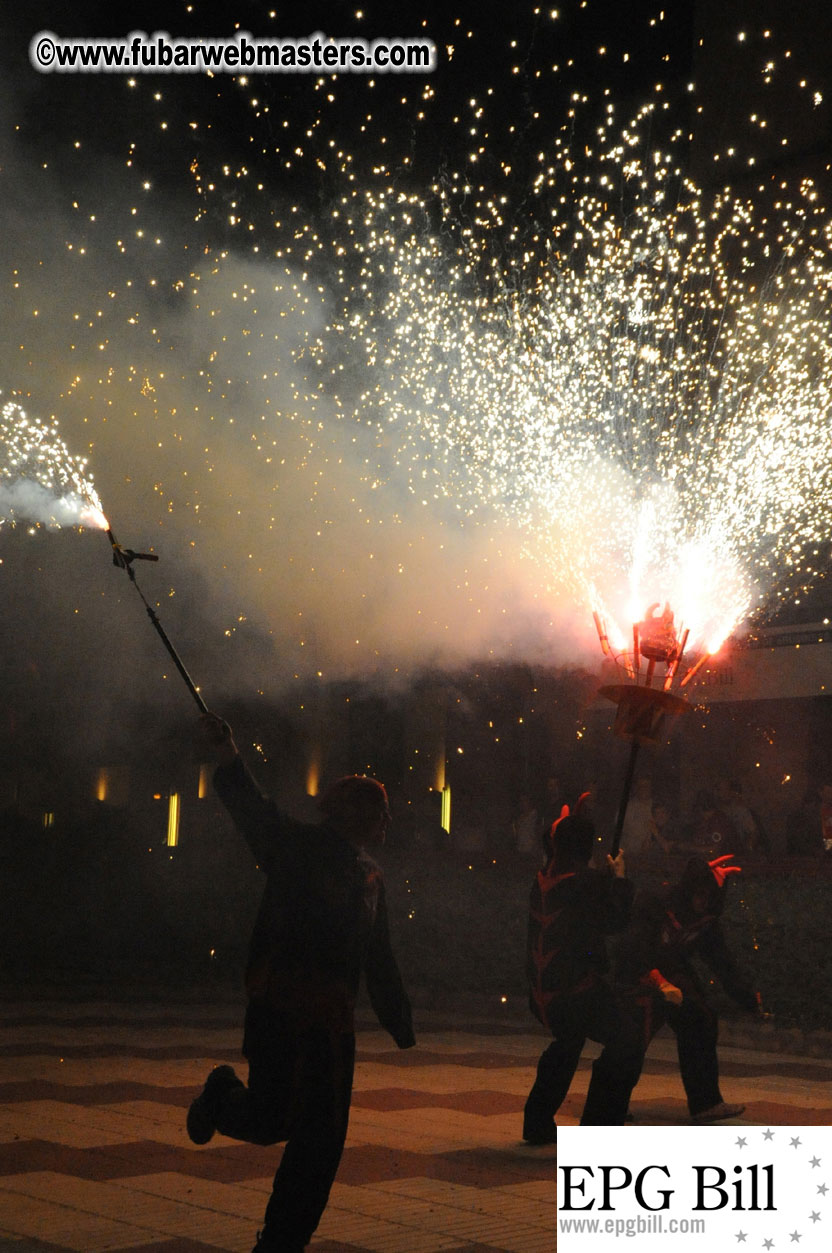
523, 805, 642, 1141
187, 713, 415, 1253
616, 854, 760, 1122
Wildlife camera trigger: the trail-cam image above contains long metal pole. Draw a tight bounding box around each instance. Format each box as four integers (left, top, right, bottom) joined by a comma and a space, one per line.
105, 525, 208, 714
610, 738, 640, 858
139, 593, 208, 714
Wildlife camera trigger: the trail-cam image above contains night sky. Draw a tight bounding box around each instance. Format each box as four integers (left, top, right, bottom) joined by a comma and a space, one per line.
1, 2, 830, 762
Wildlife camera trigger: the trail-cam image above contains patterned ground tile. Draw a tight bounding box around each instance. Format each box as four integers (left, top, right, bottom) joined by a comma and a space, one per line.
1, 1001, 829, 1251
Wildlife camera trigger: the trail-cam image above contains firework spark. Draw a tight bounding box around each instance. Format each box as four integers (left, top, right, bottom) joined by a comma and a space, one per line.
309, 100, 832, 655
0, 400, 107, 531
3, 10, 831, 678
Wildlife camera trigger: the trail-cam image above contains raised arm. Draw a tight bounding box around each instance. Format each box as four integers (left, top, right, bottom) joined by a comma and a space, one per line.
199, 712, 287, 871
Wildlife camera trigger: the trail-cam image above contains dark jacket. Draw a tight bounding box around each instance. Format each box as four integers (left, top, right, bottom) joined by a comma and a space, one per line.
616, 883, 757, 1012
527, 861, 634, 1030
214, 756, 414, 1046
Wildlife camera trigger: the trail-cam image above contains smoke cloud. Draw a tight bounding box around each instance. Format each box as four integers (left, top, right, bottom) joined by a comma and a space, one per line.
0, 480, 100, 528
0, 89, 593, 734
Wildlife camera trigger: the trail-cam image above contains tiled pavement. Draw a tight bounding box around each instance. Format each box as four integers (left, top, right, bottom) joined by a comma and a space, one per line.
0, 999, 554, 1253
0, 999, 830, 1252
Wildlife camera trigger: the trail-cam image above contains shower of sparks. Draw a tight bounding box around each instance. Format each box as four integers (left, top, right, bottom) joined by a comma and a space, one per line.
3, 8, 832, 674
308, 99, 832, 655
0, 400, 108, 531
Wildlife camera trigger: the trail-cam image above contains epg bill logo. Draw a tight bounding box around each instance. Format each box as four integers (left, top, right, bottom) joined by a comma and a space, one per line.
558, 1127, 830, 1251
560, 1161, 775, 1211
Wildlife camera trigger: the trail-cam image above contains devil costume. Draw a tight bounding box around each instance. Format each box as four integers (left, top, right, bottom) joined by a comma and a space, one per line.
616, 856, 757, 1118
192, 756, 414, 1252
524, 846, 643, 1135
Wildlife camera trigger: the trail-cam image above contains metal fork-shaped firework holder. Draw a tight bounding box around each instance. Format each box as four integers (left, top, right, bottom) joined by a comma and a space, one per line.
595, 603, 698, 856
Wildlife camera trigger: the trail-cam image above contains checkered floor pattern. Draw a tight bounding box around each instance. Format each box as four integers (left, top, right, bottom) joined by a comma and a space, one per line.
0, 999, 555, 1252
1, 998, 830, 1251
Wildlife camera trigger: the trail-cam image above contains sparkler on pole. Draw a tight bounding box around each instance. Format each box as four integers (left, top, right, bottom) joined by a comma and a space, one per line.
104, 523, 208, 715
0, 398, 207, 713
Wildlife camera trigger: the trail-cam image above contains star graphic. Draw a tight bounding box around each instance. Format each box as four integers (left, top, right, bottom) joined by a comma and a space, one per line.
810, 1157, 821, 1168
736, 1135, 748, 1148
790, 1137, 802, 1149
763, 1129, 775, 1141
789, 1232, 802, 1243
735, 1233, 747, 1243
763, 1242, 774, 1251
819, 1184, 829, 1196
810, 1212, 821, 1223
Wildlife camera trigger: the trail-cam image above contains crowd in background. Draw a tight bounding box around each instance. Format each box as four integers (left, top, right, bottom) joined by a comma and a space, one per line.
511, 772, 832, 864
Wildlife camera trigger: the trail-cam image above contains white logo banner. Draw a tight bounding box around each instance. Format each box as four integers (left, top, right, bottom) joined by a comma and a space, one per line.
558, 1126, 831, 1250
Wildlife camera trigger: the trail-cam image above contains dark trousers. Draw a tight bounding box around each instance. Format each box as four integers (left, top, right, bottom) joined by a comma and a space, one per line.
637, 978, 723, 1116
524, 982, 644, 1129
214, 1001, 355, 1250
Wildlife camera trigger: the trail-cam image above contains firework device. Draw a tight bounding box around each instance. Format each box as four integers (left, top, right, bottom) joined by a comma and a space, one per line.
595, 601, 696, 857
105, 525, 208, 714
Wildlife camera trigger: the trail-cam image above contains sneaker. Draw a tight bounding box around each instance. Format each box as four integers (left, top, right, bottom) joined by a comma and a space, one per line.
692, 1101, 745, 1123
523, 1122, 557, 1145
187, 1064, 242, 1144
